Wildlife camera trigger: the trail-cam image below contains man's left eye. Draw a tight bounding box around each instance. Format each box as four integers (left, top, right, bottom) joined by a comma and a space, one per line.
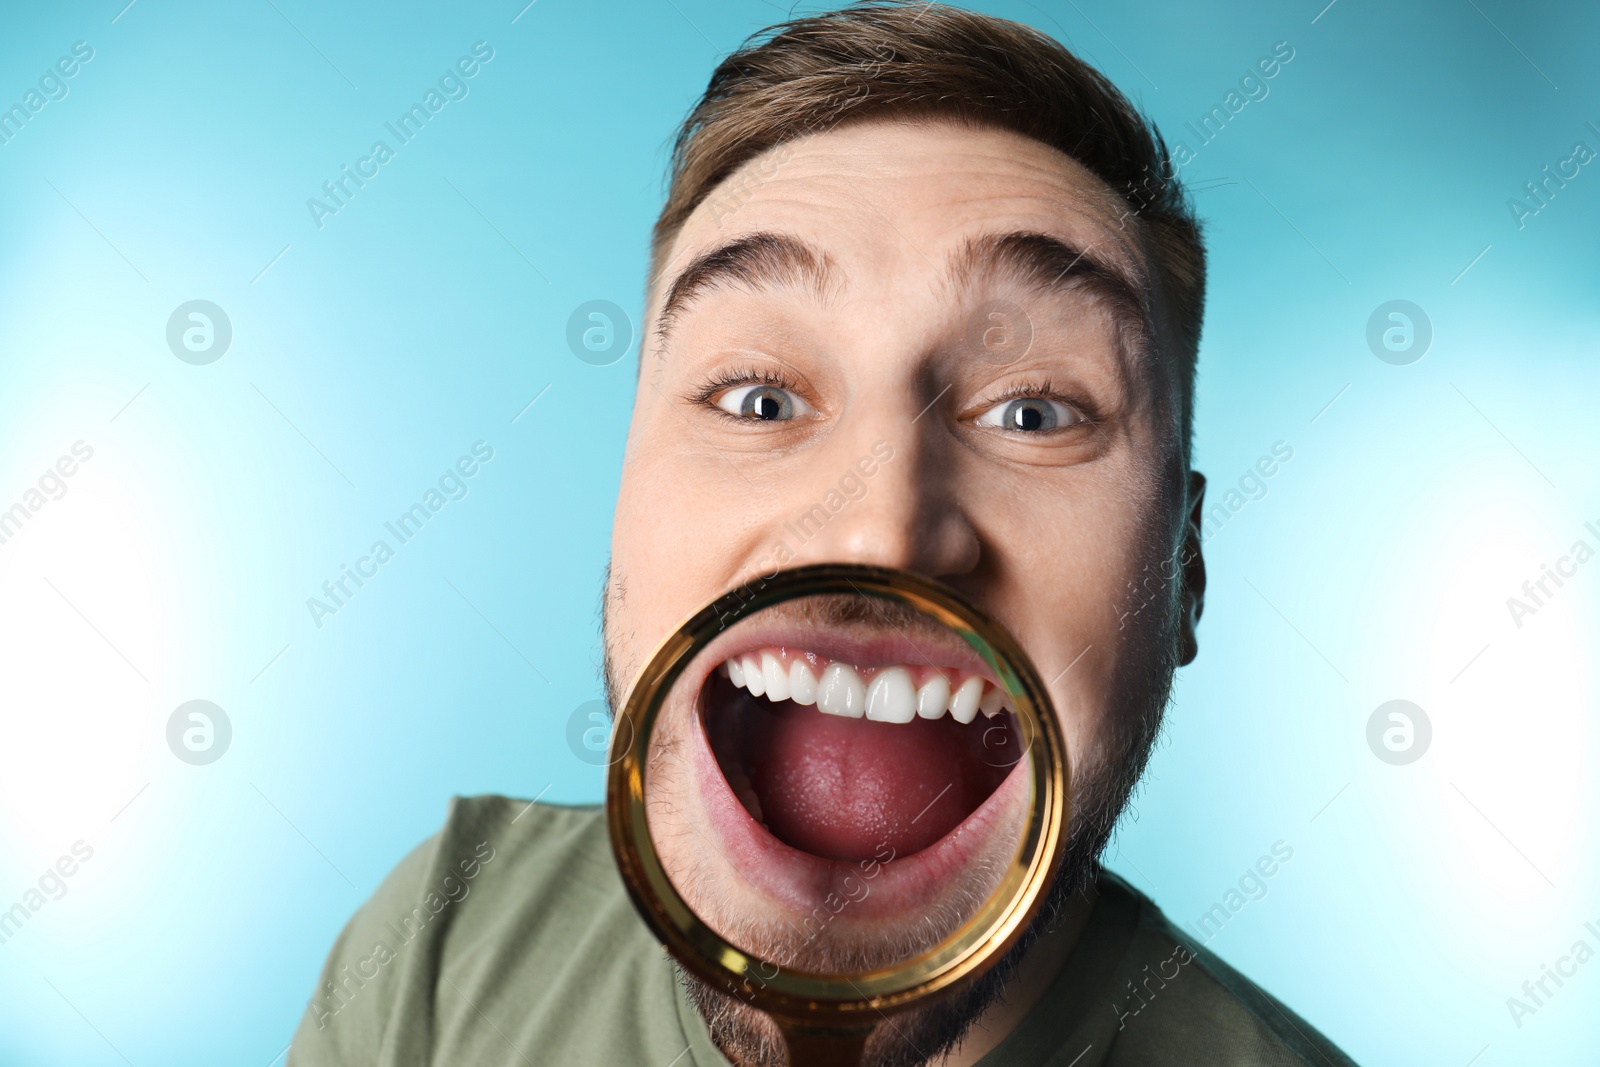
714, 384, 813, 421
974, 397, 1082, 432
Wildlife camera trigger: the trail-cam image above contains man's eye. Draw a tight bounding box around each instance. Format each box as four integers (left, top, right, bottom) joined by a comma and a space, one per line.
975, 397, 1081, 432
714, 384, 813, 421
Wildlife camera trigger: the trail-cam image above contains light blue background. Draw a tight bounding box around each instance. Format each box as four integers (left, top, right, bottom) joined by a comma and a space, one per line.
1, 1, 1595, 1064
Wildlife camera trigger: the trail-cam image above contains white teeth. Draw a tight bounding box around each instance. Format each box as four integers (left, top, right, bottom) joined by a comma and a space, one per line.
865, 666, 917, 723
761, 652, 790, 702
721, 651, 1007, 727
817, 662, 866, 718
916, 674, 950, 719
789, 659, 818, 705
742, 654, 765, 697
949, 675, 984, 724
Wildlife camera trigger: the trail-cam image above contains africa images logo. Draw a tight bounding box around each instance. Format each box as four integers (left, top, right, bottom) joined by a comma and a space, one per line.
305, 441, 495, 628
0, 40, 94, 148
166, 300, 232, 365
306, 41, 496, 229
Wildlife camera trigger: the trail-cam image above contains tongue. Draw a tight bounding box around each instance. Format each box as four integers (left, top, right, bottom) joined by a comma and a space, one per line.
730, 695, 1015, 862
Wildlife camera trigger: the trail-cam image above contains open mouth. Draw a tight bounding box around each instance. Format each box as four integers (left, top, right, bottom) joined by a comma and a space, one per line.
700, 643, 1024, 863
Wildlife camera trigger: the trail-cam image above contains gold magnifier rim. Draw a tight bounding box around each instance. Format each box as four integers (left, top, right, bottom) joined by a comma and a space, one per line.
604, 563, 1069, 1026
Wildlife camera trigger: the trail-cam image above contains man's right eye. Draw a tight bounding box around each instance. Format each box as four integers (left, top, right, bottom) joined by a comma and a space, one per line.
714, 384, 813, 421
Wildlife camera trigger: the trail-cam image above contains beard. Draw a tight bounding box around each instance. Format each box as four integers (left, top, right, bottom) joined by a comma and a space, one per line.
598, 565, 1182, 1067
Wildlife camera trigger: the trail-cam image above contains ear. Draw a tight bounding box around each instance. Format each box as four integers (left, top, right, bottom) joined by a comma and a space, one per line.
1178, 470, 1207, 666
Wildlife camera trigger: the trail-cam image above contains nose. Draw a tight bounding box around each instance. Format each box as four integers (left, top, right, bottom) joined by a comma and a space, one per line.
792, 414, 982, 581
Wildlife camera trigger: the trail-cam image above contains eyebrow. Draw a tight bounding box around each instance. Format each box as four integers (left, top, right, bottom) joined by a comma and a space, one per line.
655, 231, 840, 347
654, 228, 1150, 361
946, 230, 1151, 360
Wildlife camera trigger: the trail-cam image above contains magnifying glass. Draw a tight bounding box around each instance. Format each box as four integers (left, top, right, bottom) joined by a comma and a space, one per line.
606, 563, 1069, 1066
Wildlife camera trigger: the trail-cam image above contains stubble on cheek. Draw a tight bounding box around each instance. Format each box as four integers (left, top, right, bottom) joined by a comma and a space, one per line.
600, 565, 634, 715
1060, 477, 1186, 892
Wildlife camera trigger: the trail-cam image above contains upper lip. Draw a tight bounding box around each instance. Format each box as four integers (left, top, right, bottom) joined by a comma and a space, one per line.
684, 608, 1004, 710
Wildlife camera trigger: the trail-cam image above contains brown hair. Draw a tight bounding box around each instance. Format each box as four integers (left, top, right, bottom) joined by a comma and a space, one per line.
648, 0, 1206, 445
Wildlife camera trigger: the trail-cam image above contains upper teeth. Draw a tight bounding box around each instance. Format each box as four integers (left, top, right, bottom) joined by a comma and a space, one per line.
721, 648, 1009, 724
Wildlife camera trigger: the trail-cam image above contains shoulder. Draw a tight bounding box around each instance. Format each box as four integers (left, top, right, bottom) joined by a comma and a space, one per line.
1099, 871, 1358, 1067
315, 795, 618, 962
289, 796, 675, 1067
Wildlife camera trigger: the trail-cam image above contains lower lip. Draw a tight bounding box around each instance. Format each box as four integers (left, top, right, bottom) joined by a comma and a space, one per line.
689, 699, 1031, 920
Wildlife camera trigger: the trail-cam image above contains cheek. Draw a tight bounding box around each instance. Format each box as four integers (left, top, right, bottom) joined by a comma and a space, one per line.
610, 409, 771, 661
983, 465, 1174, 756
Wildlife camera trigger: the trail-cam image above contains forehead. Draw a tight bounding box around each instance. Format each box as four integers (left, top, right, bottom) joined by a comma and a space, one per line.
654, 120, 1153, 309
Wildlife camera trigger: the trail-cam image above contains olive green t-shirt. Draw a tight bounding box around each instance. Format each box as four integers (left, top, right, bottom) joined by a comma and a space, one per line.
288, 796, 1356, 1067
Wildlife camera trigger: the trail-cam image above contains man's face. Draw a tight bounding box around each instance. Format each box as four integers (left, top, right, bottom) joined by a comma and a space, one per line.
605, 119, 1199, 1063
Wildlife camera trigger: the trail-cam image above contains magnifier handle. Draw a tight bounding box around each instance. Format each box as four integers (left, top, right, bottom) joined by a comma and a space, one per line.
777, 1021, 872, 1067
